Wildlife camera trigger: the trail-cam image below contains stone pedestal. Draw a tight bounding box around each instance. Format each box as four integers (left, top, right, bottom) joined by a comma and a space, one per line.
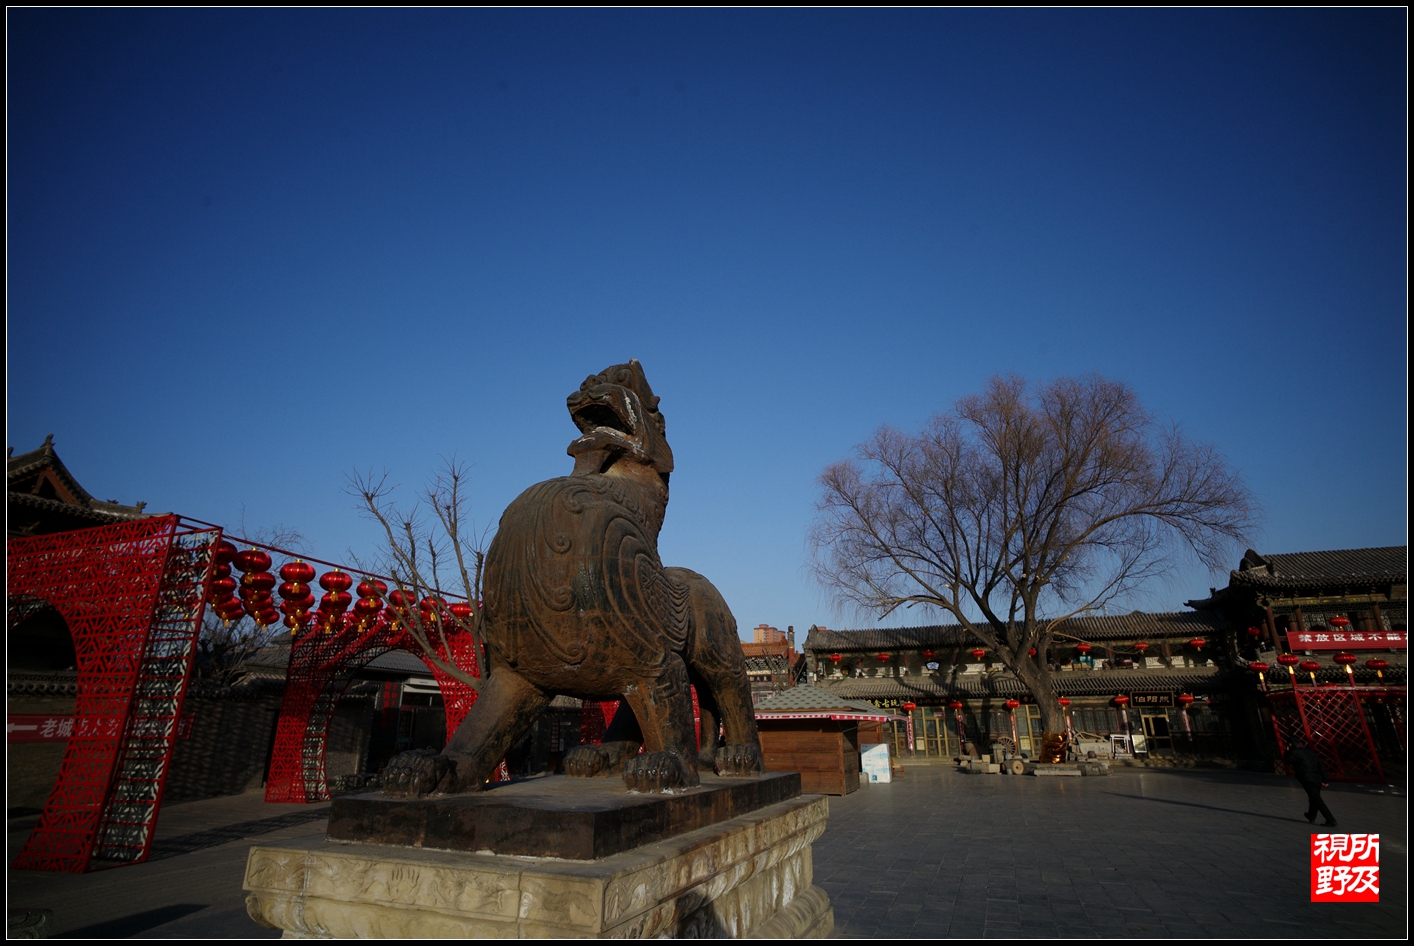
243, 778, 832, 938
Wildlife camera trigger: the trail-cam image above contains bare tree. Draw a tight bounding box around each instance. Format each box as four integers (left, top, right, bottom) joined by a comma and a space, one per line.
348, 459, 489, 692
810, 375, 1256, 734
198, 519, 308, 685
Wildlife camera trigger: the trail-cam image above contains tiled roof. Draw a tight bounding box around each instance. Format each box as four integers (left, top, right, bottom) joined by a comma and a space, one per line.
753, 683, 889, 716
820, 665, 1230, 699
7, 437, 150, 528
1229, 547, 1406, 590
802, 611, 1230, 653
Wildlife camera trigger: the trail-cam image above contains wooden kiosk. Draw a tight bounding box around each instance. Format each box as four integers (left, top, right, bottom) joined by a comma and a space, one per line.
754, 685, 895, 795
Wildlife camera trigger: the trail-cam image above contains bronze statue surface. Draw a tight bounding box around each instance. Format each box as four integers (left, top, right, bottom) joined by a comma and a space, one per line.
384, 361, 762, 795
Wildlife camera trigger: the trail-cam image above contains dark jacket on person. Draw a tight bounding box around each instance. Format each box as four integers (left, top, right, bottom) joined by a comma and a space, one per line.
1284, 745, 1327, 784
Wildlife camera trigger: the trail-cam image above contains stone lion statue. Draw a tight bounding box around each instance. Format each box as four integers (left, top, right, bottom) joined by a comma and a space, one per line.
384, 360, 762, 795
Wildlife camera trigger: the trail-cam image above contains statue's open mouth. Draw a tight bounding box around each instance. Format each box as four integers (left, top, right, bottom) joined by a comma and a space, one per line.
571, 401, 633, 438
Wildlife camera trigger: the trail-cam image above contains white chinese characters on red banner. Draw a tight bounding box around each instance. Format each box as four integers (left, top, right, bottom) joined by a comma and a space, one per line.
1311, 834, 1379, 902
1286, 630, 1407, 652
6, 714, 194, 743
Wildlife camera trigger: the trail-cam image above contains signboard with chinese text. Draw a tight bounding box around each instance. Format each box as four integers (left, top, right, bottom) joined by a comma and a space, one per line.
1286, 630, 1406, 651
7, 713, 194, 743
1311, 834, 1379, 902
1128, 691, 1174, 708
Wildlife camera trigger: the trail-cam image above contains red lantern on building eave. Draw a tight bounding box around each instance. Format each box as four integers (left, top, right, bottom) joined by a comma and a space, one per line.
923, 650, 935, 659
1367, 657, 1388, 682
901, 702, 917, 712
1187, 638, 1206, 651
876, 653, 892, 661
1113, 694, 1130, 706
1058, 697, 1071, 708
948, 700, 964, 711
1075, 642, 1092, 654
1332, 653, 1357, 666
1246, 626, 1263, 638
1249, 661, 1270, 673
970, 648, 986, 661
1330, 616, 1351, 629
1177, 693, 1195, 706
829, 653, 843, 663
1004, 699, 1020, 711
1299, 659, 1321, 684
1277, 653, 1301, 667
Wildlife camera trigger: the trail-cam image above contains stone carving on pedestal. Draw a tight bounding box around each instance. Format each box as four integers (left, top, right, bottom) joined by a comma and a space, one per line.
382, 360, 762, 796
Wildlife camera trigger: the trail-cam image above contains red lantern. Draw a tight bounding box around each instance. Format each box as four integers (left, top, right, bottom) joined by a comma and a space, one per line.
829, 653, 843, 663
1188, 638, 1206, 651
421, 596, 447, 613
210, 576, 238, 597
449, 602, 476, 622
923, 650, 935, 659
1277, 653, 1300, 667
1133, 642, 1149, 653
1249, 661, 1270, 673
1332, 652, 1357, 666
970, 648, 986, 661
948, 700, 963, 711
320, 570, 354, 593
1028, 647, 1037, 657
353, 597, 382, 619
1177, 693, 1195, 706
213, 540, 238, 565
356, 578, 389, 599
900, 701, 917, 712
1246, 626, 1263, 638
1367, 657, 1388, 682
1113, 694, 1130, 706
279, 580, 311, 601
388, 589, 416, 609
1075, 642, 1092, 654
1299, 659, 1321, 684
1004, 699, 1020, 711
233, 549, 272, 573
1330, 616, 1351, 629
876, 653, 892, 661
240, 571, 276, 592
279, 560, 316, 583
1058, 697, 1071, 707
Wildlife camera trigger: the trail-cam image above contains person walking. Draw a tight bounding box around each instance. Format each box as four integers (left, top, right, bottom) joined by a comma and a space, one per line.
1283, 739, 1337, 827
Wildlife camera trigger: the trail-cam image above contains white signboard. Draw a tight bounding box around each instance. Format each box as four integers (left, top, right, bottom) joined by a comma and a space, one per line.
861, 742, 892, 784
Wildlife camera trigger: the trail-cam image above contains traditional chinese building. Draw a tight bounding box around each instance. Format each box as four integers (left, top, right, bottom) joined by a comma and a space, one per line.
802, 545, 1406, 775
742, 625, 806, 705
7, 436, 151, 539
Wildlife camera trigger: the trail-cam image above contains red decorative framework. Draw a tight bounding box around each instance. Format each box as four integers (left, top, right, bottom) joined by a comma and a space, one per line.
1267, 686, 1401, 783
264, 615, 481, 803
8, 516, 219, 872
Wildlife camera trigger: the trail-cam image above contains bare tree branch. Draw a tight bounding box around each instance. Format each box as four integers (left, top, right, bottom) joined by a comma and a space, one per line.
810, 374, 1257, 732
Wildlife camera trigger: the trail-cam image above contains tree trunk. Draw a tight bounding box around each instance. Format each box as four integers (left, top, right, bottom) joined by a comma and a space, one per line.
1012, 657, 1065, 733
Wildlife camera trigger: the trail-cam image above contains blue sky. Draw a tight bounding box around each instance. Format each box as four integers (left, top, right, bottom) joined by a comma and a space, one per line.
7, 9, 1407, 637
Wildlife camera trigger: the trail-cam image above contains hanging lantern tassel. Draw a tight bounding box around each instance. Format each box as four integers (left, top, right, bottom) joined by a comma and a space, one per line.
1278, 653, 1300, 682
1366, 658, 1388, 683
1299, 659, 1321, 686
1249, 661, 1270, 692
1058, 697, 1073, 736
1005, 699, 1021, 751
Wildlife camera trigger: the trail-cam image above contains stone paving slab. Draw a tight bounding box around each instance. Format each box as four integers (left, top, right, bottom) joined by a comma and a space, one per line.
814, 766, 1406, 938
7, 768, 1407, 938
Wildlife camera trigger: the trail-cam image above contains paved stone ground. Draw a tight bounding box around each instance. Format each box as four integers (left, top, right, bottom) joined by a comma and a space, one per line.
6, 768, 1406, 938
816, 765, 1407, 938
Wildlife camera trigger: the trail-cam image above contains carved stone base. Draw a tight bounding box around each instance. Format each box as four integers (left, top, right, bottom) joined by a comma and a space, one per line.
243, 794, 832, 938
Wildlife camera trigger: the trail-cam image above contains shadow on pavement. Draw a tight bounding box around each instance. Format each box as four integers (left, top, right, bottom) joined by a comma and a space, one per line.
147, 808, 329, 861
1102, 791, 1308, 823
56, 904, 206, 938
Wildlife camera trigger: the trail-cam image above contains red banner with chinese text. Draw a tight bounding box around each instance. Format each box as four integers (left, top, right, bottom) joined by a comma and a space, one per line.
1311, 834, 1379, 902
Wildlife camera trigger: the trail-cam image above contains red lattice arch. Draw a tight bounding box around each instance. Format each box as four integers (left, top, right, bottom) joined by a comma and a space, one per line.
1267, 686, 1394, 783
264, 613, 481, 803
7, 516, 219, 872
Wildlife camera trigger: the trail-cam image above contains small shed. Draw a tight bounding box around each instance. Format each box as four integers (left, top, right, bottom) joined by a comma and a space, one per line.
754, 685, 893, 795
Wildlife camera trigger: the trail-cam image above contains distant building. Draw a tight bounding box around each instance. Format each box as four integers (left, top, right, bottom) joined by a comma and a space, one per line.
742, 625, 805, 705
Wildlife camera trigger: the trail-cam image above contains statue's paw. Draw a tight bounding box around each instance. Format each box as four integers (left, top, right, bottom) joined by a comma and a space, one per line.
623, 751, 700, 793
381, 749, 455, 798
714, 743, 763, 777
564, 745, 612, 778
